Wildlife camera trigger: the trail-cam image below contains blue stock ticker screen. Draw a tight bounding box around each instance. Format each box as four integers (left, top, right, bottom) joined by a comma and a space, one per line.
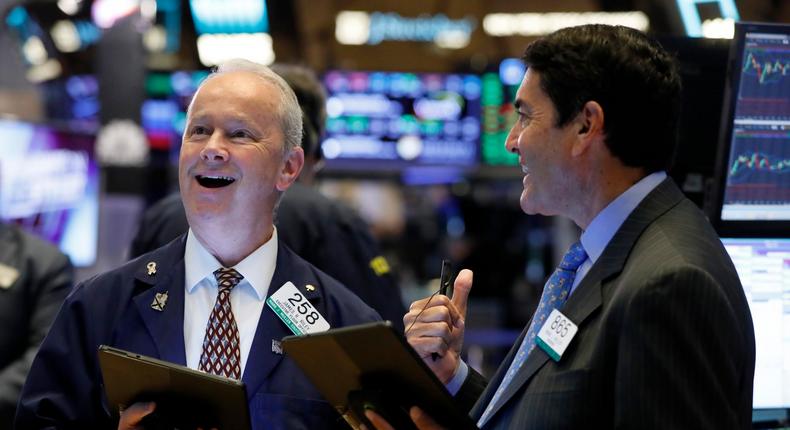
320, 71, 481, 172
720, 29, 790, 221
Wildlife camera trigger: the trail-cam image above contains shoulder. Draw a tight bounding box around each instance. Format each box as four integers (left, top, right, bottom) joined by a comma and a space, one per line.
71, 238, 185, 306
276, 243, 381, 325
0, 223, 70, 267
614, 197, 747, 320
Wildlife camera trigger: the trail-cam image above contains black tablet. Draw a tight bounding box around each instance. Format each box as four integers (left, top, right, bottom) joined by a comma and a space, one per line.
98, 345, 251, 430
282, 321, 477, 430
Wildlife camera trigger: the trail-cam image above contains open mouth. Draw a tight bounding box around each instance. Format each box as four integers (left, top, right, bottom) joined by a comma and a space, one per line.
196, 175, 236, 188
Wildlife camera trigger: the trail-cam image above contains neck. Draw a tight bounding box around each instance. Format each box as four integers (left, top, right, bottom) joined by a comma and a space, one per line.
572, 161, 648, 230
191, 221, 274, 267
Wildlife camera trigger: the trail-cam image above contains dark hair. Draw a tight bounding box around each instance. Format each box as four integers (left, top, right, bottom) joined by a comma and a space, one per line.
270, 64, 327, 161
522, 25, 682, 172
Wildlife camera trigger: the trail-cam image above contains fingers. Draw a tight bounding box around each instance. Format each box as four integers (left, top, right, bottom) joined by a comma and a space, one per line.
451, 269, 473, 319
364, 410, 396, 430
410, 406, 446, 430
404, 294, 462, 331
117, 402, 156, 430
407, 332, 452, 358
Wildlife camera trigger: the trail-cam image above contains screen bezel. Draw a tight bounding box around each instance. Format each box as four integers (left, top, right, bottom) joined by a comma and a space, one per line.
709, 21, 790, 237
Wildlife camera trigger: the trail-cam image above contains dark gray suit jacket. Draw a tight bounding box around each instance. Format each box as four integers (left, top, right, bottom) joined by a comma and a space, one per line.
462, 178, 755, 429
0, 223, 72, 428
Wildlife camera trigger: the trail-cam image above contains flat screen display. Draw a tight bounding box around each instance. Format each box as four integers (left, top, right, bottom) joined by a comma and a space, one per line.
321, 70, 481, 172
0, 118, 99, 267
480, 58, 522, 166
712, 22, 790, 236
142, 70, 209, 156
722, 237, 790, 409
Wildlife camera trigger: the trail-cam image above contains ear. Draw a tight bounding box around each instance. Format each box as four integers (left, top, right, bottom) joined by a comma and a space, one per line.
275, 146, 304, 191
571, 100, 604, 157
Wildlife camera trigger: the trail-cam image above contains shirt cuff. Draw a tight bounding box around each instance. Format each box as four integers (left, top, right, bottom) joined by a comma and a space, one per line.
445, 360, 469, 395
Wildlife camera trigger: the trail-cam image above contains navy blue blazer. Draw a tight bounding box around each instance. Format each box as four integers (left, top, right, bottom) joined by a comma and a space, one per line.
16, 236, 381, 430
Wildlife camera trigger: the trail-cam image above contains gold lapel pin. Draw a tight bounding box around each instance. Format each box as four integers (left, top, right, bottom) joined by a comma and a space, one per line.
305, 284, 315, 292
151, 291, 168, 311
146, 262, 157, 276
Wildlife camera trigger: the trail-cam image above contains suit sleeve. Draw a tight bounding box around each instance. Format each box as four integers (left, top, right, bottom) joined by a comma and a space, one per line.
614, 266, 751, 429
455, 366, 488, 415
14, 283, 113, 429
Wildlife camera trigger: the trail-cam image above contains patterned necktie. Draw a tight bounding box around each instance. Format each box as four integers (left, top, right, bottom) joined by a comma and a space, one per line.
199, 267, 243, 380
478, 241, 588, 427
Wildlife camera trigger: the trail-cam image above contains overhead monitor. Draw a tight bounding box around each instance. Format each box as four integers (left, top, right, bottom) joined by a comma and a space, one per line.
479, 58, 522, 167
320, 70, 481, 175
721, 238, 790, 413
142, 70, 209, 157
0, 118, 99, 267
710, 22, 790, 237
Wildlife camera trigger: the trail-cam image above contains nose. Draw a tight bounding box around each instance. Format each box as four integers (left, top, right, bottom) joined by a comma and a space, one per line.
200, 133, 229, 163
505, 122, 520, 155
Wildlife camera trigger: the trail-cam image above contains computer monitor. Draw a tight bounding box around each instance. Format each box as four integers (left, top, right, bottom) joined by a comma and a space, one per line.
721, 237, 790, 412
0, 118, 99, 267
320, 70, 481, 175
710, 22, 790, 237
479, 58, 522, 167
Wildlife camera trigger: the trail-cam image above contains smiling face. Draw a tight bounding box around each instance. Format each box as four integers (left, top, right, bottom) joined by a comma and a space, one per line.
179, 70, 303, 258
505, 69, 581, 218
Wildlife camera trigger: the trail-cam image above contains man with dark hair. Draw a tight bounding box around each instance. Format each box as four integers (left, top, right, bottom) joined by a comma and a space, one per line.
129, 64, 406, 329
17, 60, 380, 430
369, 24, 754, 429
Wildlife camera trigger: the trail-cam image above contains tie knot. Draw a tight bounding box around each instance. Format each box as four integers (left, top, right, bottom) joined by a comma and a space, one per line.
558, 241, 587, 271
213, 267, 244, 292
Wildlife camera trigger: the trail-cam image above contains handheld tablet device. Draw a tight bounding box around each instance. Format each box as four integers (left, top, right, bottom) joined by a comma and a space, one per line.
98, 345, 251, 430
282, 321, 477, 430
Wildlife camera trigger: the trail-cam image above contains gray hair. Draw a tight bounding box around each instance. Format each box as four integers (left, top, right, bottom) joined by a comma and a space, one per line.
200, 59, 303, 154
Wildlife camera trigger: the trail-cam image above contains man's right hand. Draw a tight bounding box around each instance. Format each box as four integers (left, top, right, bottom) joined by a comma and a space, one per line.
403, 269, 473, 383
118, 401, 156, 430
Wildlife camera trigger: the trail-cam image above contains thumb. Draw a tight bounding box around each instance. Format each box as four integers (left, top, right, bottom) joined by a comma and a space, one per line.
451, 269, 473, 319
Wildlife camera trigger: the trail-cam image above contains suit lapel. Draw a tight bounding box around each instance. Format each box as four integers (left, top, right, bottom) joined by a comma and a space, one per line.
479, 179, 686, 426
0, 224, 18, 266
241, 243, 324, 399
132, 239, 188, 365
470, 328, 526, 420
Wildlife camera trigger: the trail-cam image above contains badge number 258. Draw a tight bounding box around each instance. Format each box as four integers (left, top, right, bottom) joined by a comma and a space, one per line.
288, 292, 320, 324
267, 282, 330, 335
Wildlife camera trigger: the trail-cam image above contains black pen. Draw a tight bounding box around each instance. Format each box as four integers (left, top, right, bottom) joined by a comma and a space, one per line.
432, 260, 452, 361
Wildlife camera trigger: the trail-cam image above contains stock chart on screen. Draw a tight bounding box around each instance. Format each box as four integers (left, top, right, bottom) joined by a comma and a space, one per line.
720, 26, 790, 221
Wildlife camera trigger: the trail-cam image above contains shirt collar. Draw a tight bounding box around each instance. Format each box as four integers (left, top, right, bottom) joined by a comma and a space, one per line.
184, 228, 279, 301
580, 171, 667, 265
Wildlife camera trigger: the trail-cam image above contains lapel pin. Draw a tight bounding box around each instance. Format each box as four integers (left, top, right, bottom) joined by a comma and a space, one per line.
146, 262, 157, 276
0, 263, 20, 290
305, 284, 315, 292
151, 291, 168, 311
271, 339, 283, 355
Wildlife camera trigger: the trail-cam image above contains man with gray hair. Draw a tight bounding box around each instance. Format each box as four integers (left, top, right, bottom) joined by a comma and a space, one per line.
16, 59, 380, 429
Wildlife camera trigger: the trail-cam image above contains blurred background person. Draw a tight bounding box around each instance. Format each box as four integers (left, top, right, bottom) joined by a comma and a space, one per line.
0, 221, 73, 428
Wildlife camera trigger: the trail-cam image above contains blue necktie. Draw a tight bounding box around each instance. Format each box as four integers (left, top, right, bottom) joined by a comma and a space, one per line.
477, 241, 588, 427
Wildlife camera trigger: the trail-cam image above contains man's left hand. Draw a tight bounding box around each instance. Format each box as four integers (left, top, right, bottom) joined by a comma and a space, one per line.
363, 406, 446, 430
